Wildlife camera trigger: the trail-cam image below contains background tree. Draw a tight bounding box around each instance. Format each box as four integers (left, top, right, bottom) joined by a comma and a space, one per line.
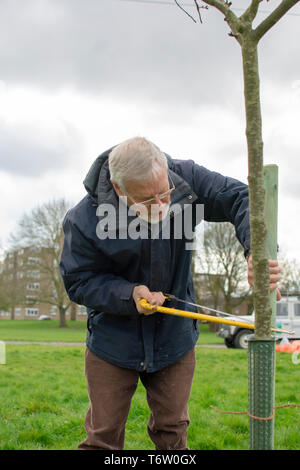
193, 221, 252, 330
277, 253, 300, 294
9, 199, 72, 327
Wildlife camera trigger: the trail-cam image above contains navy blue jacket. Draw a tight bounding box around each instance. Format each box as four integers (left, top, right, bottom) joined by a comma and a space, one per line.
59, 147, 250, 372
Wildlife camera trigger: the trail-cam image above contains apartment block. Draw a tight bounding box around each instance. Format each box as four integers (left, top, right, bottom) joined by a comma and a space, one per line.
0, 247, 87, 321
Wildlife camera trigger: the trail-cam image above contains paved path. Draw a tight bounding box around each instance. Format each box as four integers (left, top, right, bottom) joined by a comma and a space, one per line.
4, 341, 86, 346
4, 341, 226, 348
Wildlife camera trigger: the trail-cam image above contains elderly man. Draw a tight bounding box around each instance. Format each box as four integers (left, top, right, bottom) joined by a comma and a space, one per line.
59, 137, 280, 450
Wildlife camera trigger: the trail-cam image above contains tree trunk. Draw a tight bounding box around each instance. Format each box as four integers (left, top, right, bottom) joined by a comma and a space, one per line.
59, 306, 67, 328
241, 36, 272, 339
10, 304, 15, 320
70, 302, 77, 321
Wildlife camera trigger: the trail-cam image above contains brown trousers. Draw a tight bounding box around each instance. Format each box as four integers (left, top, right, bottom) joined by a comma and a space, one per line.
78, 348, 196, 450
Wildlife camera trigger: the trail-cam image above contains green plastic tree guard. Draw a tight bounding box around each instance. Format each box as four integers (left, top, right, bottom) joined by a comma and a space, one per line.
248, 336, 276, 449
248, 165, 278, 450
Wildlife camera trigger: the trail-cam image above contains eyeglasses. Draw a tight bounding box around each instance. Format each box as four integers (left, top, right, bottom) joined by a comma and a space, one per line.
128, 172, 175, 207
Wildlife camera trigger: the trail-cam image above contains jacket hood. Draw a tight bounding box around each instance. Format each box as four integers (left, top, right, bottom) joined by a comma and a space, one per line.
83, 146, 115, 201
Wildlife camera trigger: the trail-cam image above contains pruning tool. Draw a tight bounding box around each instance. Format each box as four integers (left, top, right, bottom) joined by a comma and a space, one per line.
139, 293, 294, 335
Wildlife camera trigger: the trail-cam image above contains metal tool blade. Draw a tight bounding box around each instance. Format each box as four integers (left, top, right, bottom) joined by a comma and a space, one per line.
163, 293, 295, 334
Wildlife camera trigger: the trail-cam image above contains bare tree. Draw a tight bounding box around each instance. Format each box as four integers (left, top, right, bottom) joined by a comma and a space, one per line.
9, 199, 72, 327
277, 253, 300, 294
176, 0, 299, 338
195, 222, 252, 314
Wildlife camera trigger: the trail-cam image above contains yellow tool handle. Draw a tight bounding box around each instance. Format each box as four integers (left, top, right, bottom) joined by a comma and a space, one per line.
139, 299, 294, 335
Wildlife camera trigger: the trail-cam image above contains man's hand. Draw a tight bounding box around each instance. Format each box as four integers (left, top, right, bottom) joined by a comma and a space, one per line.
247, 254, 281, 301
132, 285, 165, 315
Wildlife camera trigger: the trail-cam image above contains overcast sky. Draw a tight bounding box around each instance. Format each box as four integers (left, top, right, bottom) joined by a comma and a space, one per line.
1, 0, 300, 262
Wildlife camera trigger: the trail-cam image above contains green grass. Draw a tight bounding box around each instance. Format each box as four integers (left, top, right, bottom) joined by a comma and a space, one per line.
0, 344, 299, 450
0, 320, 86, 343
197, 323, 225, 344
0, 319, 224, 345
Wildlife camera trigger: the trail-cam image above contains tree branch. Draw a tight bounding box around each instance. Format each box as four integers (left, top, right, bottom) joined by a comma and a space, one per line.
201, 0, 237, 21
193, 0, 209, 23
201, 0, 241, 38
254, 0, 300, 41
240, 0, 263, 23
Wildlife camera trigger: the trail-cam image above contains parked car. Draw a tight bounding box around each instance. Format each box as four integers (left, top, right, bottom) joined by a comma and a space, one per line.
37, 315, 51, 321
217, 297, 300, 349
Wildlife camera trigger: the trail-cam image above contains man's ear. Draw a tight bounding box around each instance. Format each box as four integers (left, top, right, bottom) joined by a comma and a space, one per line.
111, 181, 123, 197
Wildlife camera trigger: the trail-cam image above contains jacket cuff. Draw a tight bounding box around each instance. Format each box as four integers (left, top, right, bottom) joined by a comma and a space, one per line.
119, 282, 140, 315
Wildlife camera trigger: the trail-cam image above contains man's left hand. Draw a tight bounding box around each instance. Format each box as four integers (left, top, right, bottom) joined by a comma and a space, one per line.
247, 254, 281, 301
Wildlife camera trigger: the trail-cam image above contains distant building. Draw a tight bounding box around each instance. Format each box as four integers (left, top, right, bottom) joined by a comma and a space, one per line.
0, 247, 87, 321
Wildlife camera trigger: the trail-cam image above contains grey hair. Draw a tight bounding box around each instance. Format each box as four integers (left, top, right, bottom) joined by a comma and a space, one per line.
108, 137, 168, 191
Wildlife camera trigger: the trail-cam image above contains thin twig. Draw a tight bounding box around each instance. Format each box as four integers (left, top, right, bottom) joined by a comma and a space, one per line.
194, 0, 203, 23
174, 0, 197, 22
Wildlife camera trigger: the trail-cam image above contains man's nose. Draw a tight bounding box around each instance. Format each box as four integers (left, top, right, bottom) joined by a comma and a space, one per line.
153, 195, 163, 206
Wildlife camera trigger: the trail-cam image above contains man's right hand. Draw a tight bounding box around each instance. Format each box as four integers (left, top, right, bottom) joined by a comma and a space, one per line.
132, 285, 165, 315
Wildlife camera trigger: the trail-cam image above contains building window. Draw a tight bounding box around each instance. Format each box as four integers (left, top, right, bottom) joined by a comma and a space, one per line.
25, 308, 39, 317
15, 308, 22, 316
77, 305, 87, 316
50, 306, 57, 316
27, 283, 40, 291
27, 257, 40, 265
276, 303, 288, 317
1, 311, 10, 317
294, 303, 300, 317
26, 295, 38, 304
27, 270, 40, 279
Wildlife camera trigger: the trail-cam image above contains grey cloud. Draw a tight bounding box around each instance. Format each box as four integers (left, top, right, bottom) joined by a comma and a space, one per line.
0, 0, 298, 117
0, 119, 84, 177
262, 138, 300, 200
3, 0, 298, 107
279, 157, 300, 199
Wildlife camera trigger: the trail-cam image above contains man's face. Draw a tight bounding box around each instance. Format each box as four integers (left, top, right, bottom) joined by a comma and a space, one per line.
113, 169, 172, 222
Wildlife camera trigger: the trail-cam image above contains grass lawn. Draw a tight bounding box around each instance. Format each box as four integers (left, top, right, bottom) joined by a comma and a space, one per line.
0, 320, 87, 343
0, 343, 299, 450
0, 319, 224, 345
